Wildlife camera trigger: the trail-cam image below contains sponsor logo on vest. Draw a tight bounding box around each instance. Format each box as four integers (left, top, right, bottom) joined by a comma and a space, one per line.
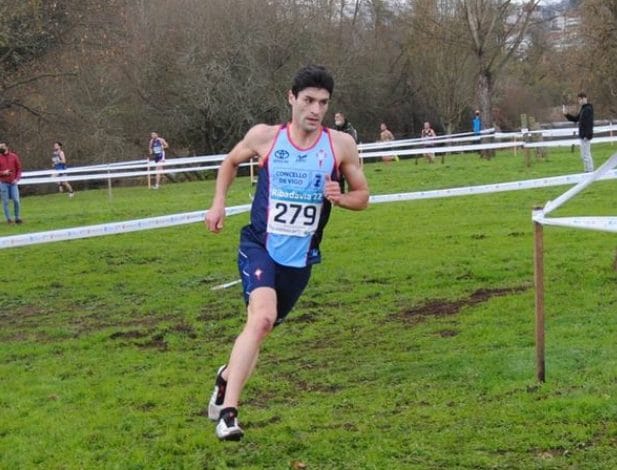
274, 149, 289, 161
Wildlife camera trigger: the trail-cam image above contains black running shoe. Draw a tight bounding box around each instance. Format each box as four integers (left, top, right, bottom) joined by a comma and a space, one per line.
208, 365, 227, 421
215, 407, 243, 441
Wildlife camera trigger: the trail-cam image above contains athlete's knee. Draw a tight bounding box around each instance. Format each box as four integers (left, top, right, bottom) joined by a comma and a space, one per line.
246, 290, 277, 337
245, 314, 275, 339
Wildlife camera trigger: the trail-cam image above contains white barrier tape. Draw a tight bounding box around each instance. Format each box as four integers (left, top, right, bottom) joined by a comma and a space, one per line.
17, 124, 617, 183
526, 123, 617, 137
17, 132, 617, 186
542, 152, 617, 215
524, 135, 617, 149
4, 167, 617, 249
22, 154, 230, 177
0, 204, 251, 249
20, 161, 254, 185
369, 169, 617, 205
360, 140, 521, 159
357, 128, 496, 151
533, 216, 617, 234
211, 279, 242, 290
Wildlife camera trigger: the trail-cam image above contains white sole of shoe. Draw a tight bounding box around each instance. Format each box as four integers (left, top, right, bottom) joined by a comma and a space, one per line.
216, 421, 244, 441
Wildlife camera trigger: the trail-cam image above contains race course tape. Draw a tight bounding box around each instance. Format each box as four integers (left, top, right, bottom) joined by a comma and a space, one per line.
3, 170, 617, 249
533, 216, 617, 233
0, 205, 250, 249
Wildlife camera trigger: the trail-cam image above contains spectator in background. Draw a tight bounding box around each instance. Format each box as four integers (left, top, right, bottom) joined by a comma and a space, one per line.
52, 142, 75, 197
472, 110, 483, 158
379, 122, 398, 163
472, 109, 482, 135
0, 142, 23, 224
334, 112, 358, 143
564, 92, 594, 172
420, 121, 437, 163
334, 112, 359, 192
148, 131, 169, 189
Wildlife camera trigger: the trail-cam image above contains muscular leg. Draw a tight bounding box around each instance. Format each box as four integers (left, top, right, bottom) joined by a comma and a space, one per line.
221, 287, 277, 408
156, 163, 163, 186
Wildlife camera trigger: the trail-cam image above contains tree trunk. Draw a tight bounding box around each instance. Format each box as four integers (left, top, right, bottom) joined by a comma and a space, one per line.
476, 70, 494, 159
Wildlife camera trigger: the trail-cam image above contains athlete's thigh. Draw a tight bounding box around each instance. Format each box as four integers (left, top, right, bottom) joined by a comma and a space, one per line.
274, 263, 312, 323
238, 239, 277, 304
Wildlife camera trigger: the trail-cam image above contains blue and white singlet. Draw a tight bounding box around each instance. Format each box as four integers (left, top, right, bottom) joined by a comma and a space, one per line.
248, 124, 339, 268
150, 138, 165, 158
52, 150, 65, 171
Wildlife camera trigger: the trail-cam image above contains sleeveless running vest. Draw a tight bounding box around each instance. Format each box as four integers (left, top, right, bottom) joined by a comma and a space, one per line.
249, 124, 338, 268
151, 138, 165, 157
52, 149, 65, 170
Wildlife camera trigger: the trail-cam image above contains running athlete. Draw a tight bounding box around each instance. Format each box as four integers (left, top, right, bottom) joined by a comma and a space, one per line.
52, 142, 75, 197
148, 132, 168, 189
420, 121, 437, 163
204, 65, 369, 441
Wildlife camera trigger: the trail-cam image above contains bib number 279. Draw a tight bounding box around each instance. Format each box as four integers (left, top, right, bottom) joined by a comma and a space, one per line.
273, 202, 316, 226
267, 201, 320, 235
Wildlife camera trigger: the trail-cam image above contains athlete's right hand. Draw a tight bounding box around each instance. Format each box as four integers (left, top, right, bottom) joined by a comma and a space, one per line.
205, 206, 225, 233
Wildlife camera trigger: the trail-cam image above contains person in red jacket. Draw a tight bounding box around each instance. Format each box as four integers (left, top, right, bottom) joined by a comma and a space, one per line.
0, 142, 23, 224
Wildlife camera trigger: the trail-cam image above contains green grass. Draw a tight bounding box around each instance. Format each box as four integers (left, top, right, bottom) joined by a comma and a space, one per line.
2, 145, 617, 468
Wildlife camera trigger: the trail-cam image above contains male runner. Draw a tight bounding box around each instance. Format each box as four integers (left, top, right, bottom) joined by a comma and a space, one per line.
148, 132, 168, 189
204, 64, 369, 440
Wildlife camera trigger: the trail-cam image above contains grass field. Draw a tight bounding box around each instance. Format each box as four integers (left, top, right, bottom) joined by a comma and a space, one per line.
2, 145, 617, 468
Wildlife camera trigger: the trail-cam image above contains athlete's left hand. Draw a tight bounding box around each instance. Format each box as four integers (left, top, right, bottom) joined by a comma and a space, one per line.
324, 175, 342, 206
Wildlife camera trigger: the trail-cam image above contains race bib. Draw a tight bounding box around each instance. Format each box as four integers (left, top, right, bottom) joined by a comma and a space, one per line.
267, 200, 321, 236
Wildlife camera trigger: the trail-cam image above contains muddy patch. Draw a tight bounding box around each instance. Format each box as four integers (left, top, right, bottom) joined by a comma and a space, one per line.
399, 285, 530, 322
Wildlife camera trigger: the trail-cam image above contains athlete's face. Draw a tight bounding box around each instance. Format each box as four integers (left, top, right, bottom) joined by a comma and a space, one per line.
289, 87, 330, 133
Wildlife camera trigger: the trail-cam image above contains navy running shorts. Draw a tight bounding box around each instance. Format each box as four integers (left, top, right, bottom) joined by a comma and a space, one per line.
237, 228, 312, 326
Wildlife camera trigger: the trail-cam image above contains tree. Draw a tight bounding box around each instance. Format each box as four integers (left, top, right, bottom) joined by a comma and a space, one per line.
402, 0, 475, 135
579, 0, 617, 116
460, 0, 541, 149
0, 1, 74, 115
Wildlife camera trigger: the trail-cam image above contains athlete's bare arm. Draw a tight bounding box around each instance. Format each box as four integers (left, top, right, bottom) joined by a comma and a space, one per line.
205, 124, 278, 233
324, 131, 369, 210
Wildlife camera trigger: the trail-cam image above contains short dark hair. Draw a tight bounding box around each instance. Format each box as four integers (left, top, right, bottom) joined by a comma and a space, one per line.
291, 65, 334, 97
577, 92, 587, 99
55, 141, 62, 147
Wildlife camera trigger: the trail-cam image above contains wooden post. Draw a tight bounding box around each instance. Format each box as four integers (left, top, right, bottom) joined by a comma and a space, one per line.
249, 156, 258, 199
147, 159, 152, 189
521, 113, 530, 168
107, 170, 113, 202
249, 156, 256, 183
533, 212, 545, 383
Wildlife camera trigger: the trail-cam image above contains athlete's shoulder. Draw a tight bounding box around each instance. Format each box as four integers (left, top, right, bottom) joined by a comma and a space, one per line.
329, 127, 357, 160
238, 124, 282, 159
245, 123, 281, 142
328, 127, 356, 146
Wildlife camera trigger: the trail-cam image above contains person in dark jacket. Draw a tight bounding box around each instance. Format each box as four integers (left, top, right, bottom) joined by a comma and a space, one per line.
564, 92, 594, 172
334, 112, 359, 192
